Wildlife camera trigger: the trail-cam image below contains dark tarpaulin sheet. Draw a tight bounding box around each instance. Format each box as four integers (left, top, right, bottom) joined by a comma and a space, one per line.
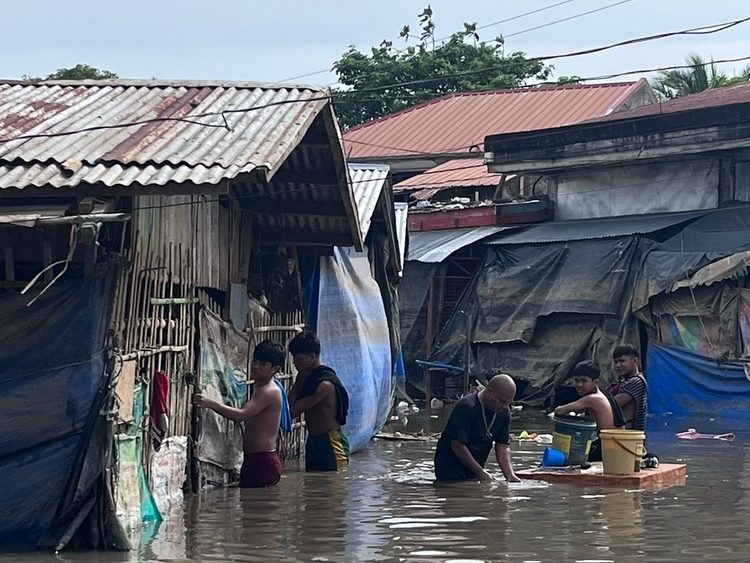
431, 238, 643, 406
368, 226, 403, 380
398, 261, 439, 379
660, 206, 750, 253
485, 211, 702, 245
0, 273, 127, 549
632, 207, 750, 316
473, 238, 643, 344
647, 342, 750, 417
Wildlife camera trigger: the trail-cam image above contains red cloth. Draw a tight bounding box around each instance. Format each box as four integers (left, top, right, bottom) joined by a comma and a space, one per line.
240, 452, 283, 488
150, 370, 169, 451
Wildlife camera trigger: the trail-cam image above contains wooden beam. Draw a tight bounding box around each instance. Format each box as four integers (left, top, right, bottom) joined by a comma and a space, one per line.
258, 229, 354, 247
0, 180, 230, 199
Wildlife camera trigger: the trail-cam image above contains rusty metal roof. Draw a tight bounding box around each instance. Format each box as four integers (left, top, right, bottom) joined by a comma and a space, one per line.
590, 81, 750, 122
0, 80, 332, 190
343, 81, 651, 159
394, 158, 505, 191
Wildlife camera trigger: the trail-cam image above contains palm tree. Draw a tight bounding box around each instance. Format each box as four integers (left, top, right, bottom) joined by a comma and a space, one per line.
651, 53, 750, 99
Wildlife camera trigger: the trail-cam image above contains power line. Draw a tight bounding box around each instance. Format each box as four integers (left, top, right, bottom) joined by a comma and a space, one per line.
409, 0, 583, 50
2, 43, 750, 148
504, 0, 633, 39
342, 18, 750, 95
278, 0, 583, 82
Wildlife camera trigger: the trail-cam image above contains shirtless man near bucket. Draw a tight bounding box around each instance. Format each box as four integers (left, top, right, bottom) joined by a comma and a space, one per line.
554, 361, 625, 462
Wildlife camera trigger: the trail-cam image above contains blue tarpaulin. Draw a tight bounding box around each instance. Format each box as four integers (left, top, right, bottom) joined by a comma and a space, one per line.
317, 247, 392, 453
0, 274, 118, 547
647, 342, 750, 418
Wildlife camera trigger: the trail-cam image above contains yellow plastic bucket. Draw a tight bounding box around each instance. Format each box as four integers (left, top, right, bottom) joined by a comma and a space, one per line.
600, 429, 646, 475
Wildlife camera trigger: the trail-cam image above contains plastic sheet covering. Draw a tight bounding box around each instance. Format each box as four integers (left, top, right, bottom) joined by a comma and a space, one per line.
116, 435, 161, 527
633, 207, 750, 318
197, 309, 249, 475
647, 342, 750, 417
555, 159, 718, 220
431, 238, 644, 406
150, 436, 188, 516
398, 262, 438, 378
660, 207, 750, 253
652, 285, 739, 357
318, 247, 392, 453
0, 273, 128, 549
472, 238, 641, 344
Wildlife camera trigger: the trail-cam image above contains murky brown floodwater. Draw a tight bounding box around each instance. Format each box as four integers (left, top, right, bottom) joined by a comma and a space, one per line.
3, 409, 749, 562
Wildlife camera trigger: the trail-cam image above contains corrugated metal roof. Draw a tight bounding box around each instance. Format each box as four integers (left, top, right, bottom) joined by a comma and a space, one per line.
0, 80, 331, 189
485, 212, 704, 245
590, 81, 750, 123
409, 226, 512, 263
394, 158, 506, 191
348, 163, 390, 238
394, 202, 409, 271
343, 81, 650, 159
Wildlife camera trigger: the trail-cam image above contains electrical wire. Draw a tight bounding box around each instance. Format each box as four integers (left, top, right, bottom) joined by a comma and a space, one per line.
504, 0, 633, 39
2, 16, 749, 147
278, 0, 583, 82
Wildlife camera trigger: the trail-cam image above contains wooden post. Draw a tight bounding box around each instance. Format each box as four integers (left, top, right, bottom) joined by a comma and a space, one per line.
425, 277, 434, 357
462, 303, 473, 394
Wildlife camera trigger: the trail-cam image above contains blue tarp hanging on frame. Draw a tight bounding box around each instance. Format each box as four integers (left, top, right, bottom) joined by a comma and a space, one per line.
0, 273, 118, 547
647, 342, 750, 418
316, 247, 392, 453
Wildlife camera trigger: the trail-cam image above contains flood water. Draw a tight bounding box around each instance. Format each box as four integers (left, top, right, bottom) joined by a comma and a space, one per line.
3, 410, 749, 562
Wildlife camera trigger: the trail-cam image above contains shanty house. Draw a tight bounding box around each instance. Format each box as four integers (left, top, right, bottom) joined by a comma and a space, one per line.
468, 82, 750, 411
343, 81, 658, 396
0, 79, 397, 550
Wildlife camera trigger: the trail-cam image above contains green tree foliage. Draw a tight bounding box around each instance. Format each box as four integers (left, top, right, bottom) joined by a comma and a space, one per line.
24, 64, 118, 81
333, 7, 552, 129
652, 53, 750, 99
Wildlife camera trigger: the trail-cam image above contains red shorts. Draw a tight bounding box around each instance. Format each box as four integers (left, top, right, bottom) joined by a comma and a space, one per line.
240, 451, 283, 488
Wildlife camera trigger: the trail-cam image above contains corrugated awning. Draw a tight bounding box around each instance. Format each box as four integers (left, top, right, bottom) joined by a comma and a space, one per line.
409, 226, 513, 263
394, 202, 409, 271
485, 212, 704, 245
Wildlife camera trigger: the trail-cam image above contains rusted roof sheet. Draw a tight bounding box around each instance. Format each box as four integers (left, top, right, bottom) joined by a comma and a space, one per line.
393, 158, 505, 191
591, 81, 750, 122
343, 81, 651, 159
0, 80, 331, 190
348, 163, 390, 238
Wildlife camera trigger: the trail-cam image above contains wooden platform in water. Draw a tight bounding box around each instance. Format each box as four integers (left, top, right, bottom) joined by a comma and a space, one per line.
517, 463, 687, 489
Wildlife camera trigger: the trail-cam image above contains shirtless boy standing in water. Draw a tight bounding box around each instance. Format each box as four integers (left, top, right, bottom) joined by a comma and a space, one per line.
193, 340, 285, 487
288, 332, 350, 472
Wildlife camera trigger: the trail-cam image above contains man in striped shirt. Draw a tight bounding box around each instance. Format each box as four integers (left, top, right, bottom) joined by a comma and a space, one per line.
609, 344, 648, 431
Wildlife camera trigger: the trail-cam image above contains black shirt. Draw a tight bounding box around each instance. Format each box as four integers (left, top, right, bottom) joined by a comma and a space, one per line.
434, 393, 511, 481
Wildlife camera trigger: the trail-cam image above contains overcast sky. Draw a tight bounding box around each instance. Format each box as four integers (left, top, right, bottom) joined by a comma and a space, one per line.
4, 0, 749, 86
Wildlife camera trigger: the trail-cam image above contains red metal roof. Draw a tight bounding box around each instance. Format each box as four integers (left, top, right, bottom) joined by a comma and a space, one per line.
393, 158, 504, 191
590, 81, 750, 122
343, 80, 651, 159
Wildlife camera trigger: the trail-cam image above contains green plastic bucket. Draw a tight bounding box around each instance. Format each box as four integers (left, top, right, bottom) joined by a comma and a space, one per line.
552, 415, 598, 466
